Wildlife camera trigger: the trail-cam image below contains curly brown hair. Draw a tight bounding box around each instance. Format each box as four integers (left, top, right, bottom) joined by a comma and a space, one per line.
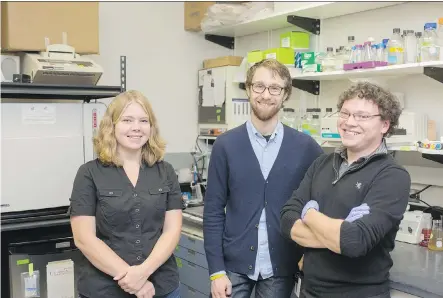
245, 59, 292, 100
337, 82, 402, 137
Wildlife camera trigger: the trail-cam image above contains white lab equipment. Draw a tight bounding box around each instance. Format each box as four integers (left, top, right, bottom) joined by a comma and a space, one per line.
21, 42, 103, 86
396, 210, 432, 244
1, 101, 106, 214
198, 66, 247, 136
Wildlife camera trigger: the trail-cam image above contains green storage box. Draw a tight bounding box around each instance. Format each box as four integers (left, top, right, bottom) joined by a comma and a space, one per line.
280, 31, 310, 49
263, 48, 295, 65
247, 50, 264, 63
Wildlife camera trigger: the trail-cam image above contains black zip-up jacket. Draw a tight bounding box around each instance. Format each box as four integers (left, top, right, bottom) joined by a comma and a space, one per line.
280, 151, 411, 298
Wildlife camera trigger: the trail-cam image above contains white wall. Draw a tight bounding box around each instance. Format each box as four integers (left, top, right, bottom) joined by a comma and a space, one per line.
87, 2, 231, 153
234, 2, 443, 207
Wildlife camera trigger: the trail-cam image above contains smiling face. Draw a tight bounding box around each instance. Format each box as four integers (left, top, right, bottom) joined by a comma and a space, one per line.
247, 66, 288, 122
338, 97, 390, 154
115, 102, 151, 153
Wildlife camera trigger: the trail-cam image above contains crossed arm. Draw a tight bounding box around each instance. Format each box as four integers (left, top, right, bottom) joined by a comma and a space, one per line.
281, 162, 411, 257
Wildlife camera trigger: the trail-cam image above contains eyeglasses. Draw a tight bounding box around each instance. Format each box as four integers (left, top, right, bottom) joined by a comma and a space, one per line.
251, 83, 285, 96
339, 111, 381, 122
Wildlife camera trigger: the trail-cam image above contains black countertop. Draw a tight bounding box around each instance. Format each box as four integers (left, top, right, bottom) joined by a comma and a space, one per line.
182, 207, 443, 298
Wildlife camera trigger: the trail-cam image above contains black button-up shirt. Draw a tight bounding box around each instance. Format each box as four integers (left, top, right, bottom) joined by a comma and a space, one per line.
69, 159, 183, 297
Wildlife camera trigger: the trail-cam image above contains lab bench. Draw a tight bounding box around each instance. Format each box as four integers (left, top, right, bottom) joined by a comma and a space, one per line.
181, 206, 443, 298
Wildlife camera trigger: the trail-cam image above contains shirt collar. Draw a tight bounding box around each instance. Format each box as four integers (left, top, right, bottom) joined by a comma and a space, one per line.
247, 120, 283, 141
335, 138, 388, 162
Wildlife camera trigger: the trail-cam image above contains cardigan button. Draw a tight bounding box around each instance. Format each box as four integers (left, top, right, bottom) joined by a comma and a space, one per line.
248, 265, 253, 270
250, 246, 255, 251
255, 224, 259, 229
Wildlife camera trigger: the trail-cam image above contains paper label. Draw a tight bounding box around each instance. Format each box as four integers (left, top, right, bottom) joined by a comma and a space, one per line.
24, 274, 38, 297
281, 37, 290, 48
22, 104, 56, 124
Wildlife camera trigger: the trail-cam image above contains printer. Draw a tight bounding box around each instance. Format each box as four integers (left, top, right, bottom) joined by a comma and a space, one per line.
21, 42, 103, 85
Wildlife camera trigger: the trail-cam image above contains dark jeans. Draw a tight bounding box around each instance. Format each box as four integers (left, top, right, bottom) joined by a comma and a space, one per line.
300, 289, 390, 298
222, 271, 296, 298
78, 286, 180, 298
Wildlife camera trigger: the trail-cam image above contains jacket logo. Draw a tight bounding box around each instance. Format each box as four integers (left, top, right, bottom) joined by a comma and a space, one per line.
356, 182, 362, 189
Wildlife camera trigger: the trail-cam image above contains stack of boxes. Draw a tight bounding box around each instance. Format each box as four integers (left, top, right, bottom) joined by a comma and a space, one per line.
245, 30, 323, 74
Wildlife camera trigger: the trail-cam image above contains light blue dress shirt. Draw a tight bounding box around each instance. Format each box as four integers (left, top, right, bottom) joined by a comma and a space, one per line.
246, 120, 284, 281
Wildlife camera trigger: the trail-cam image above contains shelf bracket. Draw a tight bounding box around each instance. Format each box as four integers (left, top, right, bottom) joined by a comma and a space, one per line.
423, 67, 443, 84
120, 55, 127, 92
287, 15, 320, 35
292, 79, 320, 95
422, 153, 443, 165
239, 83, 246, 90
205, 34, 235, 49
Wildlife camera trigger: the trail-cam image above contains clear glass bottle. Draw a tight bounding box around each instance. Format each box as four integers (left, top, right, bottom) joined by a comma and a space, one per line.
437, 18, 443, 61
421, 22, 440, 62
310, 115, 321, 139
428, 220, 443, 251
321, 47, 336, 72
281, 108, 297, 129
363, 41, 374, 62
301, 108, 313, 135
387, 28, 405, 65
415, 32, 423, 62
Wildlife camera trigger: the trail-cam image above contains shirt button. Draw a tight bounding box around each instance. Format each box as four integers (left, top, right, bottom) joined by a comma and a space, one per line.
135, 209, 140, 212
137, 256, 141, 260
133, 193, 138, 197
136, 239, 140, 244
250, 246, 255, 251
248, 265, 253, 270
136, 224, 140, 228
159, 188, 162, 192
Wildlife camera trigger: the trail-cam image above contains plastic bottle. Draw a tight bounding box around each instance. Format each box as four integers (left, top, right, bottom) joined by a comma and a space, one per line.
387, 28, 405, 65
344, 36, 356, 62
421, 23, 440, 62
404, 30, 417, 64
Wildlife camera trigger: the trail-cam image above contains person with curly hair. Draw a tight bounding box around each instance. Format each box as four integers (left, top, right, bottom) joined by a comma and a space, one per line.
69, 90, 183, 298
280, 82, 411, 298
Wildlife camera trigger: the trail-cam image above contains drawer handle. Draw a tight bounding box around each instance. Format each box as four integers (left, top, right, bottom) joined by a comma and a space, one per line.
188, 286, 197, 293
187, 261, 196, 268
187, 249, 196, 255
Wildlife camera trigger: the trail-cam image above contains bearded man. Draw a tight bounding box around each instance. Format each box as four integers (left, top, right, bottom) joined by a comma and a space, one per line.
203, 59, 323, 298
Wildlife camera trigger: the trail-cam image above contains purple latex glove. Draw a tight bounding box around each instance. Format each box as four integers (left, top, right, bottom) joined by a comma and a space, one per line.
301, 200, 319, 220
345, 203, 370, 222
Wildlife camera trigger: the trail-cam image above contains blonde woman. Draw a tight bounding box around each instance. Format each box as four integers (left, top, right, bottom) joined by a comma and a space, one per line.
70, 90, 183, 298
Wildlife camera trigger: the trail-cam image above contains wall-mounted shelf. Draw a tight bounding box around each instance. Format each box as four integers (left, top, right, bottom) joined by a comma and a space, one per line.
290, 61, 443, 81
1, 82, 122, 101
289, 61, 443, 95
236, 62, 443, 95
203, 2, 401, 39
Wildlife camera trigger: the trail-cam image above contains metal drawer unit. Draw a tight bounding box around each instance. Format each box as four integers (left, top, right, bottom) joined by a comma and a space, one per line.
175, 232, 210, 298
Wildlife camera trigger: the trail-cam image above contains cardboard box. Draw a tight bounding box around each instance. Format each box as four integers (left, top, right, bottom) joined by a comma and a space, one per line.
280, 31, 310, 49
184, 2, 215, 32
1, 2, 99, 54
203, 56, 243, 69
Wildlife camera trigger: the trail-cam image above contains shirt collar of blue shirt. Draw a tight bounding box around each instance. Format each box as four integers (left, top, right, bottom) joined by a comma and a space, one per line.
246, 119, 283, 142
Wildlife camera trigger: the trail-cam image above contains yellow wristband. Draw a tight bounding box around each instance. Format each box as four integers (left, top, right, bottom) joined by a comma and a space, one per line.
210, 273, 225, 281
